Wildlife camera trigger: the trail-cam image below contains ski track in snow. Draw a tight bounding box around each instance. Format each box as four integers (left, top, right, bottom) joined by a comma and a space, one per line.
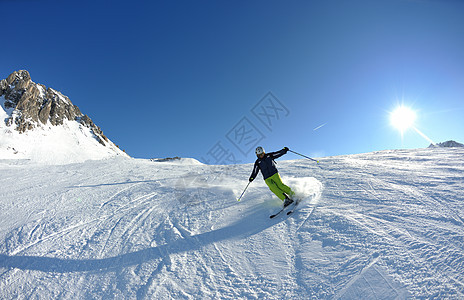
1, 148, 464, 298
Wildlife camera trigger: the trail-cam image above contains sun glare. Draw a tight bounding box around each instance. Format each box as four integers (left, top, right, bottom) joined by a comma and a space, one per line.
390, 105, 417, 132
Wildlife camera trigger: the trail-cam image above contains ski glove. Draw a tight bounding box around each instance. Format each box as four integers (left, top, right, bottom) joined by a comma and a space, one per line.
249, 177, 254, 182
284, 147, 289, 152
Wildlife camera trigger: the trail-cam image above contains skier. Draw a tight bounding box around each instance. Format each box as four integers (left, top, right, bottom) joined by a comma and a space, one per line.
249, 146, 295, 207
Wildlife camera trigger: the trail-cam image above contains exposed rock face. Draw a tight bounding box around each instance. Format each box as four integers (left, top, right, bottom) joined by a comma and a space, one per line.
78, 115, 109, 145
150, 157, 181, 162
429, 140, 464, 148
0, 70, 108, 145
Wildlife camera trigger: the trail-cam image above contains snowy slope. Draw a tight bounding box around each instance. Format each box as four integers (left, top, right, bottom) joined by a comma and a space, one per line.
0, 110, 126, 164
0, 147, 463, 299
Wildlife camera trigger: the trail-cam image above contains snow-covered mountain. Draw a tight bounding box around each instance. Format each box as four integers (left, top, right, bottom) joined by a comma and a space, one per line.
1, 147, 463, 298
0, 70, 127, 164
429, 140, 464, 148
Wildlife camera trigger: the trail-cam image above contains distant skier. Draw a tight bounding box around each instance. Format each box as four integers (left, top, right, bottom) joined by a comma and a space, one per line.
249, 146, 295, 207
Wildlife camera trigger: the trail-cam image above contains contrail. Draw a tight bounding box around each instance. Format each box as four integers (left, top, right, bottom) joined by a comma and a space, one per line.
313, 123, 327, 131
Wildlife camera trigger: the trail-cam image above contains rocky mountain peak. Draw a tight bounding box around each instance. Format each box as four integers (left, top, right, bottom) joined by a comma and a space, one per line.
0, 70, 109, 146
429, 140, 464, 148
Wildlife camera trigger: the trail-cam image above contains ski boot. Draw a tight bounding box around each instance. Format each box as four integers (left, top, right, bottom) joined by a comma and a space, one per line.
283, 194, 294, 207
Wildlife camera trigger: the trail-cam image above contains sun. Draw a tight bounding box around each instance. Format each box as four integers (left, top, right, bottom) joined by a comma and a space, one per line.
390, 105, 417, 132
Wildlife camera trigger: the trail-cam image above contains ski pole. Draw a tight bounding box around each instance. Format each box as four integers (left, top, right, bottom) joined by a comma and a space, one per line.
237, 181, 251, 202
289, 149, 319, 163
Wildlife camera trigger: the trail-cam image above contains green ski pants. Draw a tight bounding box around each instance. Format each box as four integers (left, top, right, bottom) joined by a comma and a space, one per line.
264, 173, 295, 201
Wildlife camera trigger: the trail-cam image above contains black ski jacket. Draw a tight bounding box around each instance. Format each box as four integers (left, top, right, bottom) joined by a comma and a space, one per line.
249, 148, 288, 181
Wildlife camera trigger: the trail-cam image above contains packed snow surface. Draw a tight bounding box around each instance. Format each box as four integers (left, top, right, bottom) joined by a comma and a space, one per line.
1, 148, 463, 299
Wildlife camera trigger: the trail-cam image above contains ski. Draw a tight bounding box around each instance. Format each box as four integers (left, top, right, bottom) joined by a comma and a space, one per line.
270, 199, 299, 219
270, 206, 286, 219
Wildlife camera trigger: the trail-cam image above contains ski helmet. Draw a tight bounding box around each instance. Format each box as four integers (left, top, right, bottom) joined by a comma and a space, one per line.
255, 146, 265, 156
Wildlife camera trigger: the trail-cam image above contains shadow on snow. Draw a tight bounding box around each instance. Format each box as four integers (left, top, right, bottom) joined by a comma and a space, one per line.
0, 203, 289, 273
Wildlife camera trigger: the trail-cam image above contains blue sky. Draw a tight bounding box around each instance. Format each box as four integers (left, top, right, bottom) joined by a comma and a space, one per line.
2, 0, 464, 163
